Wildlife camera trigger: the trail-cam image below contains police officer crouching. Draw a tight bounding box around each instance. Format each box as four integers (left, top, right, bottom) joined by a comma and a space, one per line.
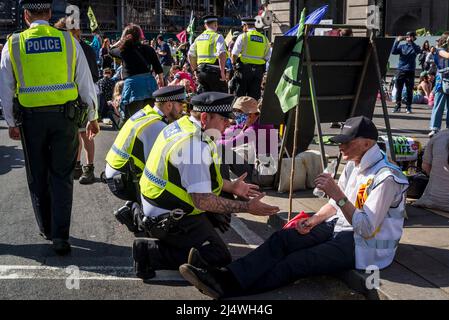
0, 0, 99, 255
133, 92, 280, 280
104, 86, 187, 233
231, 17, 271, 100
188, 15, 228, 93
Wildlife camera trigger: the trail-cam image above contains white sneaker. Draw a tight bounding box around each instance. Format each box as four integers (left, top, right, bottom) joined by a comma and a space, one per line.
102, 118, 112, 125
428, 130, 438, 138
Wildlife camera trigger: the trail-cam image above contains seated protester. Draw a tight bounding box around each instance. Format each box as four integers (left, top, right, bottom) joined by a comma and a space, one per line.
217, 97, 275, 182
98, 68, 117, 120
168, 65, 196, 93
413, 71, 432, 104
104, 86, 187, 232
108, 80, 125, 130
413, 130, 449, 212
179, 116, 409, 299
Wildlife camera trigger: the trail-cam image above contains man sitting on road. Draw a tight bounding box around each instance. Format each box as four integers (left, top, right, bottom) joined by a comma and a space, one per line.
104, 86, 186, 233
179, 116, 409, 299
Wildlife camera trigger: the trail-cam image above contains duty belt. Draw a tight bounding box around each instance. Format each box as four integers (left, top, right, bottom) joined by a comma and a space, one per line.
21, 105, 66, 113
142, 209, 186, 232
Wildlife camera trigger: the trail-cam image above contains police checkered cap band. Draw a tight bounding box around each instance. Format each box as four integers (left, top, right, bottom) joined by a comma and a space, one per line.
23, 3, 52, 10
155, 93, 186, 102
193, 104, 233, 113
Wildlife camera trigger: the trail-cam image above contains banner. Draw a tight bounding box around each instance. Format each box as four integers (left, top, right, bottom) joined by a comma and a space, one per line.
176, 30, 187, 43
87, 6, 98, 32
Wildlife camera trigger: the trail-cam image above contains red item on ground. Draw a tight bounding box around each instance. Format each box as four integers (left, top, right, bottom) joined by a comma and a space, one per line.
283, 211, 310, 229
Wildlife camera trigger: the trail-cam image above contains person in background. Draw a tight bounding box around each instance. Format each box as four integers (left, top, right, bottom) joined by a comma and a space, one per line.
110, 24, 164, 119
391, 31, 421, 114
425, 46, 437, 73
108, 80, 124, 129
97, 68, 116, 121
168, 65, 196, 93
418, 40, 430, 71
54, 16, 100, 184
101, 38, 113, 70
90, 28, 102, 66
156, 34, 174, 80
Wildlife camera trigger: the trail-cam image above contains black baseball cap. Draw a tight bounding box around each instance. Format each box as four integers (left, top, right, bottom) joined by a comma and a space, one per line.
329, 116, 378, 144
406, 31, 416, 37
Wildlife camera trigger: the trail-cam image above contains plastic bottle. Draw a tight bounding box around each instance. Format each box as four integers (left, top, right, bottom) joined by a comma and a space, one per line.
313, 159, 338, 198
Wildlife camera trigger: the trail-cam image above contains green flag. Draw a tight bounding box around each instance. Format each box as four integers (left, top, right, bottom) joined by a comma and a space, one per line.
87, 6, 98, 32
186, 11, 195, 44
275, 9, 306, 113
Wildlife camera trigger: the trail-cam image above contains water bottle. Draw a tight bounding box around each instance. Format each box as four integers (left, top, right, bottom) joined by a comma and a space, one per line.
313, 160, 338, 198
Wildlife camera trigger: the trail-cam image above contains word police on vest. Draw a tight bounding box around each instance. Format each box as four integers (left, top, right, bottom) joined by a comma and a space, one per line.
26, 37, 62, 54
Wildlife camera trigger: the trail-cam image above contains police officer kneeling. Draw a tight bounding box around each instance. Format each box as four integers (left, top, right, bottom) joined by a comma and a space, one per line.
133, 92, 280, 279
0, 0, 99, 255
231, 17, 271, 100
105, 86, 187, 233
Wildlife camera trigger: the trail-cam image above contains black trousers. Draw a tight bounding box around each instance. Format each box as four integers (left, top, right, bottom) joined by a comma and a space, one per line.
227, 220, 355, 295
21, 110, 79, 240
395, 70, 415, 109
145, 213, 232, 270
106, 169, 139, 203
235, 64, 265, 100
197, 66, 228, 93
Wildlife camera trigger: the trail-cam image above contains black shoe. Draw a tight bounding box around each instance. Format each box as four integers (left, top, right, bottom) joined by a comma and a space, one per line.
133, 239, 156, 280
73, 162, 83, 180
52, 239, 71, 256
79, 164, 95, 184
179, 264, 224, 299
131, 203, 144, 233
188, 247, 210, 270
114, 205, 139, 233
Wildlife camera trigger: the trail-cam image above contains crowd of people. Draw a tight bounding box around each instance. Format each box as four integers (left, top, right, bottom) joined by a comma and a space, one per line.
1, 0, 449, 301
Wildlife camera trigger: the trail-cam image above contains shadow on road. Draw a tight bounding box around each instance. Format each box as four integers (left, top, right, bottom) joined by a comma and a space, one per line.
0, 145, 25, 175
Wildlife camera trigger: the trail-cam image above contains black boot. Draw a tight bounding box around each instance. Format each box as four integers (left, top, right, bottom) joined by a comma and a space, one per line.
79, 164, 95, 184
133, 239, 156, 280
114, 205, 139, 233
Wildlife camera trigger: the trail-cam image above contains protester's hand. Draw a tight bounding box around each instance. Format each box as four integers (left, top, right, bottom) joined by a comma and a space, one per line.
314, 173, 343, 201
231, 172, 261, 200
86, 120, 100, 140
8, 127, 20, 140
397, 36, 405, 42
247, 193, 280, 216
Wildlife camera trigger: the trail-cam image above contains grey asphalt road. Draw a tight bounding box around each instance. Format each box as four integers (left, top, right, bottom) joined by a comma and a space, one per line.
4, 104, 429, 300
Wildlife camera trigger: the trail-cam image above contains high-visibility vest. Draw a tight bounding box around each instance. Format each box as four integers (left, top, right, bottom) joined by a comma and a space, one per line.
140, 116, 223, 215
8, 24, 78, 107
239, 30, 269, 65
195, 30, 221, 65
105, 105, 164, 175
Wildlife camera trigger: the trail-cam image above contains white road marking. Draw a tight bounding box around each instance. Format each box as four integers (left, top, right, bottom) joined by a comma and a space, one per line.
230, 214, 264, 247
0, 265, 185, 282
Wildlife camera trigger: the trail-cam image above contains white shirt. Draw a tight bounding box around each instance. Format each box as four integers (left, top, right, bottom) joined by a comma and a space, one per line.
188, 27, 226, 59
328, 145, 405, 234
232, 28, 271, 61
0, 20, 98, 128
142, 115, 214, 218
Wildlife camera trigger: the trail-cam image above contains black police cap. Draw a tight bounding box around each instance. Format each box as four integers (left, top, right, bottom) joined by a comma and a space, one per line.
191, 92, 235, 119
153, 85, 187, 102
203, 15, 218, 24
329, 116, 378, 144
20, 0, 53, 10
241, 17, 256, 25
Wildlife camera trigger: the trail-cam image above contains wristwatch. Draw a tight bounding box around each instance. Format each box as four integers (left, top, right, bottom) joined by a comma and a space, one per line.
336, 196, 349, 208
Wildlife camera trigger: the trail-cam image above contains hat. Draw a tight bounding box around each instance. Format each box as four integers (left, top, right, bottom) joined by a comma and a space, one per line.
233, 96, 259, 114
406, 31, 417, 37
153, 85, 186, 102
20, 0, 52, 10
191, 92, 235, 118
241, 17, 256, 25
203, 15, 218, 24
329, 116, 378, 144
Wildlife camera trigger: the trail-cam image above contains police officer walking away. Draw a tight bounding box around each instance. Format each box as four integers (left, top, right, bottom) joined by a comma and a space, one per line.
104, 86, 187, 233
188, 15, 227, 93
231, 17, 271, 100
0, 0, 99, 255
133, 92, 280, 280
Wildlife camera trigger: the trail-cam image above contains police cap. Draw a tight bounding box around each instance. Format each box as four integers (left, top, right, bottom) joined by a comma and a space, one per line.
153, 85, 187, 102
241, 17, 256, 26
20, 0, 53, 10
203, 15, 219, 24
191, 92, 235, 119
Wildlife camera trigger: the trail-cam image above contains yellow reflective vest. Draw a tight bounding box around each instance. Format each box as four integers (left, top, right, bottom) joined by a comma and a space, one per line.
195, 30, 221, 65
140, 116, 223, 215
239, 29, 269, 65
8, 24, 78, 107
105, 105, 164, 175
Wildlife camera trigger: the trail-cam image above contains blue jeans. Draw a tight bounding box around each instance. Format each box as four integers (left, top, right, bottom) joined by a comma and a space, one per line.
430, 90, 449, 131
227, 220, 355, 295
121, 73, 158, 108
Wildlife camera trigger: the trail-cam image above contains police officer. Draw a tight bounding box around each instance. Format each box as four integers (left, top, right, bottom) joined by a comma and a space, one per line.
104, 86, 187, 232
188, 15, 227, 93
0, 0, 99, 255
132, 92, 280, 280
231, 17, 271, 100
